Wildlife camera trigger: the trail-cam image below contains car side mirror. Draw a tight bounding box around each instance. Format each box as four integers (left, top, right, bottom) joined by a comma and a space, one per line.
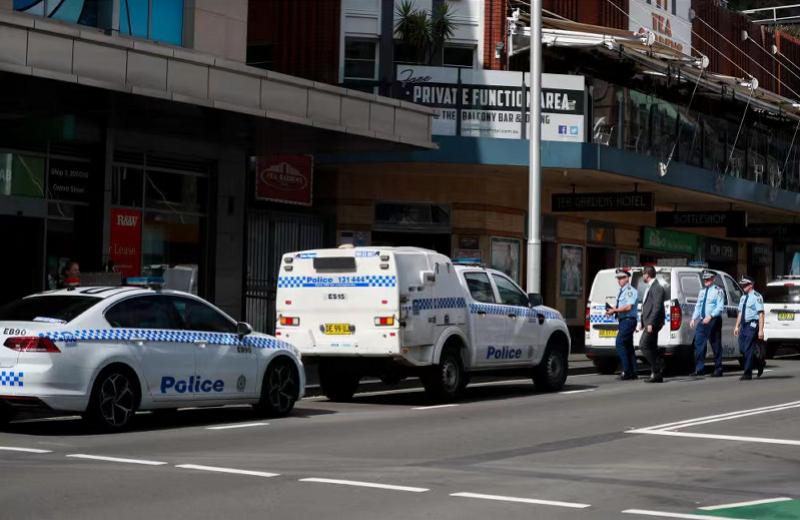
236, 321, 253, 337
528, 293, 543, 307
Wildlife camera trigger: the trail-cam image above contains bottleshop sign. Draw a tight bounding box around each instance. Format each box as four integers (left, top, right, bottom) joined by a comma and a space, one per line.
629, 0, 692, 55
394, 66, 584, 141
655, 211, 747, 229
255, 155, 313, 206
643, 227, 699, 256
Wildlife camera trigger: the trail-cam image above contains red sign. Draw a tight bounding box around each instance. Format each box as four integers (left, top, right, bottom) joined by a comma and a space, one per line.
109, 208, 142, 278
255, 155, 313, 206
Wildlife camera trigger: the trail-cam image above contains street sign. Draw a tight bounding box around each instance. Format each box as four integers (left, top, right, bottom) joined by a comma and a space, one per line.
551, 192, 654, 212
656, 211, 747, 229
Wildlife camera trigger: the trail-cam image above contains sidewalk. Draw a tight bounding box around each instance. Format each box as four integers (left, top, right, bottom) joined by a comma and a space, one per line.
303, 353, 595, 397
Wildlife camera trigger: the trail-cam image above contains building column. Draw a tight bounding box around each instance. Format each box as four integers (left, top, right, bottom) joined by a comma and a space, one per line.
214, 147, 246, 320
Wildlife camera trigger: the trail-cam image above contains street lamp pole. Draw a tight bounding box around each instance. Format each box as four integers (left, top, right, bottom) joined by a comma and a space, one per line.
526, 0, 542, 294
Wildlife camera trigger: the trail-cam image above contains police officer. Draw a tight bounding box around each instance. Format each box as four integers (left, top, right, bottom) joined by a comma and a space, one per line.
734, 275, 765, 380
689, 270, 725, 377
606, 268, 639, 380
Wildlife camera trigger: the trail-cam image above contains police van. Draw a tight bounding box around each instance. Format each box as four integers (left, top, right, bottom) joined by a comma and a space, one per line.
275, 246, 570, 401
0, 286, 304, 430
585, 267, 743, 374
763, 276, 800, 358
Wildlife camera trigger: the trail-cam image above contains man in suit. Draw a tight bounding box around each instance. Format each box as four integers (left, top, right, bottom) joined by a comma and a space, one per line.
639, 266, 666, 383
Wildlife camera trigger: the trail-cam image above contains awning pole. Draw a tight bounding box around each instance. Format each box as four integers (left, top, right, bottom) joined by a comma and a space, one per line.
527, 0, 542, 294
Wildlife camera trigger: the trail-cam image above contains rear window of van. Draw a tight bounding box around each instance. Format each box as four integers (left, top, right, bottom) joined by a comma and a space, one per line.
590, 271, 671, 303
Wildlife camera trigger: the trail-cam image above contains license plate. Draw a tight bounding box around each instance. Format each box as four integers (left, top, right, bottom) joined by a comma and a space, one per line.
598, 329, 618, 338
778, 312, 795, 321
323, 323, 352, 335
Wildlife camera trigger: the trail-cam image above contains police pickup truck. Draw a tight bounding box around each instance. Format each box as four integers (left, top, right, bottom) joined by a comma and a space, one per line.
275, 246, 570, 401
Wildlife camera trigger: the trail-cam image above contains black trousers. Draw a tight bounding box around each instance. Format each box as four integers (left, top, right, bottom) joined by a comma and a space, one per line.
639, 327, 663, 376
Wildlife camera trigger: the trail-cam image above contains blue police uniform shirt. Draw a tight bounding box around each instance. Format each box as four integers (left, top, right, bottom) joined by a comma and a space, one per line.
692, 284, 725, 321
738, 290, 764, 323
616, 283, 638, 319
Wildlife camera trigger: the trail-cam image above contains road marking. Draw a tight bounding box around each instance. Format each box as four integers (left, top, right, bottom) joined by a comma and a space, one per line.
66, 454, 168, 466
412, 404, 459, 410
699, 497, 793, 510
654, 403, 800, 431
631, 429, 800, 446
299, 478, 429, 493
629, 400, 800, 432
0, 446, 53, 454
451, 492, 590, 509
622, 509, 741, 519
559, 389, 597, 395
206, 422, 270, 430
175, 464, 279, 478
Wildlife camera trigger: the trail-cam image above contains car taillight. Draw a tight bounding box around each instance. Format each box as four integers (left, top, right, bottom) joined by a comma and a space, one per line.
584, 305, 591, 332
374, 316, 395, 326
4, 336, 60, 353
279, 316, 300, 326
670, 301, 682, 331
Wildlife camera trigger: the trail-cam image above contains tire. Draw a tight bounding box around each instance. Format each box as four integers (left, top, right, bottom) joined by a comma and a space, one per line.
85, 366, 140, 432
593, 358, 618, 375
422, 347, 464, 401
318, 362, 360, 402
255, 357, 300, 417
533, 341, 568, 392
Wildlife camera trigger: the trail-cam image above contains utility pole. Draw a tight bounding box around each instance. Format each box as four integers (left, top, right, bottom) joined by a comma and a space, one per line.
526, 0, 542, 294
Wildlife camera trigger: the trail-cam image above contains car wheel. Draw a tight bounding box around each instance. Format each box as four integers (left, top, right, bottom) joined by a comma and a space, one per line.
319, 362, 360, 402
86, 367, 139, 432
422, 347, 464, 401
533, 343, 568, 392
593, 358, 618, 375
255, 357, 299, 417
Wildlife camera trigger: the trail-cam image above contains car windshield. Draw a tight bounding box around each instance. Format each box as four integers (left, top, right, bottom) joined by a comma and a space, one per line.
0, 296, 102, 323
764, 285, 800, 304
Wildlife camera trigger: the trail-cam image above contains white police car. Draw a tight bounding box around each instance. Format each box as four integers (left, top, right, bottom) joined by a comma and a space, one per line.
0, 286, 304, 430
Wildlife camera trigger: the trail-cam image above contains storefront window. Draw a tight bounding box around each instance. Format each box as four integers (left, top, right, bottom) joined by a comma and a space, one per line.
0, 153, 45, 198
144, 171, 206, 214
142, 212, 203, 270
112, 166, 144, 207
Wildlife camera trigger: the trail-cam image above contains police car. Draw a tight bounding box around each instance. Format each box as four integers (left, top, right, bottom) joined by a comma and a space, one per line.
763, 276, 800, 358
0, 286, 304, 430
276, 246, 570, 401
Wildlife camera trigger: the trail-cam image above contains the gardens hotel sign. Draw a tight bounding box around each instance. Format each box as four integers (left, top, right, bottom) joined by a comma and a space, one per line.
395, 66, 585, 141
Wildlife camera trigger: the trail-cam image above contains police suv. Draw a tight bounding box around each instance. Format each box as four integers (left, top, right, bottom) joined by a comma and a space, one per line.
763, 276, 800, 358
0, 286, 304, 430
585, 267, 744, 373
275, 246, 570, 401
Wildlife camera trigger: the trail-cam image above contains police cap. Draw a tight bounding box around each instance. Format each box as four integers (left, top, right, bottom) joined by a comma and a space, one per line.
701, 270, 716, 280
615, 268, 631, 279
738, 275, 754, 286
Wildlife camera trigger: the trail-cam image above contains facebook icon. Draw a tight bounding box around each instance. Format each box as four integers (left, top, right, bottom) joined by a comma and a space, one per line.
558, 125, 568, 134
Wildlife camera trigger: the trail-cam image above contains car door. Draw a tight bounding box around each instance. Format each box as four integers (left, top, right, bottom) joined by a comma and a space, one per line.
104, 295, 193, 403
462, 271, 508, 368
168, 296, 258, 400
491, 273, 538, 365
721, 274, 744, 358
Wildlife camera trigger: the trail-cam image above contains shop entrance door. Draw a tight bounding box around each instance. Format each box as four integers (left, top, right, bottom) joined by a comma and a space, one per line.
0, 215, 44, 305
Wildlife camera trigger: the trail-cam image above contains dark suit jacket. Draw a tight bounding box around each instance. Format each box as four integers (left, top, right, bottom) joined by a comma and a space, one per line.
641, 280, 666, 330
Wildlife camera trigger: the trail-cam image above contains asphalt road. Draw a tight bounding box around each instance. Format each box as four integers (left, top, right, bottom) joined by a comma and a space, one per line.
1, 355, 799, 520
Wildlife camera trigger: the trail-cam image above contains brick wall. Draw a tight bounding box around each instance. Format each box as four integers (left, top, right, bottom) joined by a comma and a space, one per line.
484, 0, 508, 70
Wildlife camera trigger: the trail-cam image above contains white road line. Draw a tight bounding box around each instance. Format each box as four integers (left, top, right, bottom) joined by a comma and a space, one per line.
451, 492, 590, 509
657, 403, 800, 431
699, 497, 793, 510
175, 464, 279, 478
629, 400, 800, 432
559, 389, 597, 395
622, 509, 741, 519
66, 454, 168, 465
412, 404, 459, 410
0, 446, 53, 454
299, 478, 429, 493
206, 422, 270, 430
631, 429, 800, 446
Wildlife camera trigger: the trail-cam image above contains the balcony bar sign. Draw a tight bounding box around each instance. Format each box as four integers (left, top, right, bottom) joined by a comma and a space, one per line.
255, 155, 313, 206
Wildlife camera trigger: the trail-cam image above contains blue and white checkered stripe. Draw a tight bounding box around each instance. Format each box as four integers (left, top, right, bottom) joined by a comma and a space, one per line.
469, 304, 561, 321
0, 370, 23, 387
277, 275, 397, 289
412, 297, 467, 312
39, 330, 289, 350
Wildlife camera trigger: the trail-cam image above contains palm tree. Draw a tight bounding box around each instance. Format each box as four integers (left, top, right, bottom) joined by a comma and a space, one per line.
394, 0, 457, 65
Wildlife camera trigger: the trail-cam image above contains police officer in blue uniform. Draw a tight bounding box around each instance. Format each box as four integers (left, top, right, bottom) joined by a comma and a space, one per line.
690, 270, 725, 377
734, 275, 765, 381
606, 269, 639, 380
